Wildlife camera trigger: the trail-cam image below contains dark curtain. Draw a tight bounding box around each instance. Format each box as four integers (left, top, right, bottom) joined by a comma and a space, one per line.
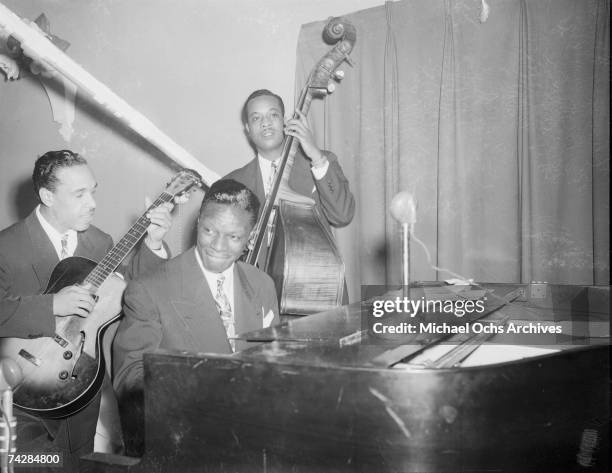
296, 0, 609, 301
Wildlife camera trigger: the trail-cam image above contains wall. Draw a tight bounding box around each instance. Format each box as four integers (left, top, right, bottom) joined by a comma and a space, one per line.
0, 0, 381, 255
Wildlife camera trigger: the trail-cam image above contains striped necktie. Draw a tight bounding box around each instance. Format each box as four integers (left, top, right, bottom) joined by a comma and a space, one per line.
60, 233, 69, 260
215, 275, 236, 352
267, 160, 278, 196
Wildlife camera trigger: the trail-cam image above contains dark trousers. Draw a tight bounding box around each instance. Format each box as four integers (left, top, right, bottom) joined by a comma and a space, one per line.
14, 393, 101, 473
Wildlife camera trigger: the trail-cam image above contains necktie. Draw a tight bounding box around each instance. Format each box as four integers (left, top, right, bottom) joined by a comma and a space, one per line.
215, 275, 236, 352
60, 234, 69, 260
267, 161, 278, 196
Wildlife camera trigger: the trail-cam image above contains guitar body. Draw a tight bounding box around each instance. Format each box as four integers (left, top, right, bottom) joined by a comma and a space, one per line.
0, 256, 125, 418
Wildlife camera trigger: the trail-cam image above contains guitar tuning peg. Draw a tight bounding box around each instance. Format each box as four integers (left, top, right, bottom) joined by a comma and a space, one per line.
327, 82, 336, 94
334, 70, 345, 81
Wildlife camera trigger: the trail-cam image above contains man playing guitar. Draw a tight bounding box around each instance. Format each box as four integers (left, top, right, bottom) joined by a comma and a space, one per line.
0, 150, 173, 472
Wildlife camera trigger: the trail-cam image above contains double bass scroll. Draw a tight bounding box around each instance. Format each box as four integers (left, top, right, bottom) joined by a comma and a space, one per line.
245, 17, 356, 316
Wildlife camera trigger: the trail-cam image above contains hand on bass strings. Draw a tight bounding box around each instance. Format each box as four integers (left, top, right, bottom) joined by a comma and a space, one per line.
284, 110, 327, 168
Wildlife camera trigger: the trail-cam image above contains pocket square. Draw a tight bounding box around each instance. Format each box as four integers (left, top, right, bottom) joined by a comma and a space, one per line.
263, 308, 275, 328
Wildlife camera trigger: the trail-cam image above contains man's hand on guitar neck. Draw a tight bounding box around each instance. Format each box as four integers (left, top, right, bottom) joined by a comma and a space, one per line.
53, 284, 96, 318
144, 200, 174, 252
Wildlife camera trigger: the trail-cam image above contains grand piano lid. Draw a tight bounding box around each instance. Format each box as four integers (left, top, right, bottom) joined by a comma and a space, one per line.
236, 284, 523, 369
237, 283, 609, 370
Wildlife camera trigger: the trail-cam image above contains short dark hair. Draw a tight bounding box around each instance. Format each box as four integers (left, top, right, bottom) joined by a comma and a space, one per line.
32, 150, 88, 201
199, 179, 260, 227
241, 89, 285, 126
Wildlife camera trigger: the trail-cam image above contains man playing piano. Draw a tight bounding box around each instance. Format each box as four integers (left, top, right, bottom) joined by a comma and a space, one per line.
112, 179, 279, 455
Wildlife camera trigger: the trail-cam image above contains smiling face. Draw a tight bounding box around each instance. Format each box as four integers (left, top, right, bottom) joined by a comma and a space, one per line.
196, 202, 253, 273
245, 94, 285, 160
39, 164, 98, 233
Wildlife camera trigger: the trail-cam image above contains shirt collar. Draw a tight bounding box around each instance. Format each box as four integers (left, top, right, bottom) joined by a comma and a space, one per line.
257, 154, 281, 171
258, 154, 281, 196
194, 248, 234, 291
35, 205, 77, 257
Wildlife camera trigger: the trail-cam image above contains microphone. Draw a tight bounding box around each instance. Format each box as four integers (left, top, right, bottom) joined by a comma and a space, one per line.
0, 358, 22, 391
1, 358, 22, 473
390, 191, 417, 299
390, 191, 417, 225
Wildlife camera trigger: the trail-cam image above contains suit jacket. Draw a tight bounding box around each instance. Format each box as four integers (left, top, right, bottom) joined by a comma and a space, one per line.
0, 210, 163, 338
224, 149, 355, 228
0, 209, 165, 469
112, 247, 279, 456
113, 247, 279, 396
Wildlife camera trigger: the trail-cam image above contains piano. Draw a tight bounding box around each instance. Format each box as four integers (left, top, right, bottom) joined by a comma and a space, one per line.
82, 283, 609, 472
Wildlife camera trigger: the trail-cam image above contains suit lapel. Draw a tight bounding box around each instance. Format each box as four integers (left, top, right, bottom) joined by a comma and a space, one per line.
75, 230, 96, 259
289, 149, 317, 196
166, 251, 264, 353
252, 159, 267, 209
170, 249, 232, 353
234, 263, 263, 336
24, 211, 60, 290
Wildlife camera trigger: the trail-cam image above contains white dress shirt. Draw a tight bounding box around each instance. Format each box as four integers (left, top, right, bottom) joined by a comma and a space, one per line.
36, 204, 168, 260
194, 249, 235, 313
258, 153, 329, 196
258, 155, 281, 196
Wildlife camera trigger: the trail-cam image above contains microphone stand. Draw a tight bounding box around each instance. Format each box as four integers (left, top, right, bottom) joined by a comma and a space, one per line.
390, 191, 417, 300
401, 222, 411, 300
0, 389, 15, 473
1, 359, 22, 473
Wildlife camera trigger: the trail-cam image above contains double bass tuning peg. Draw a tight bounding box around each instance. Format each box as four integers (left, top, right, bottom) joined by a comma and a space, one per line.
327, 82, 336, 94
333, 70, 345, 81
343, 54, 355, 68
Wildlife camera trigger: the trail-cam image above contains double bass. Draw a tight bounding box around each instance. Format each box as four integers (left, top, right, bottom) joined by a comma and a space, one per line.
245, 17, 356, 316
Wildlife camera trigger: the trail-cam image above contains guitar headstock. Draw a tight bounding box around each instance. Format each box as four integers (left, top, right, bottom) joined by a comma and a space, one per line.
307, 17, 356, 98
165, 169, 203, 200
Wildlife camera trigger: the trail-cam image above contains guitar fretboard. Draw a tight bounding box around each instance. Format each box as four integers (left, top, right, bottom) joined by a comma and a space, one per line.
83, 192, 173, 290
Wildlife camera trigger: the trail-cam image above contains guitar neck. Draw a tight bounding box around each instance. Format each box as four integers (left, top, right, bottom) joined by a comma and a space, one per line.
83, 192, 173, 290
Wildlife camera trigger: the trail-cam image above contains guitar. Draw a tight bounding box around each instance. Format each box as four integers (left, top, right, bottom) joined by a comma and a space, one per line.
0, 169, 202, 418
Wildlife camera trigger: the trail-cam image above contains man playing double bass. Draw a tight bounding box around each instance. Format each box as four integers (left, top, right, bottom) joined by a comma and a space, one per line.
227, 89, 354, 227
224, 89, 355, 297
